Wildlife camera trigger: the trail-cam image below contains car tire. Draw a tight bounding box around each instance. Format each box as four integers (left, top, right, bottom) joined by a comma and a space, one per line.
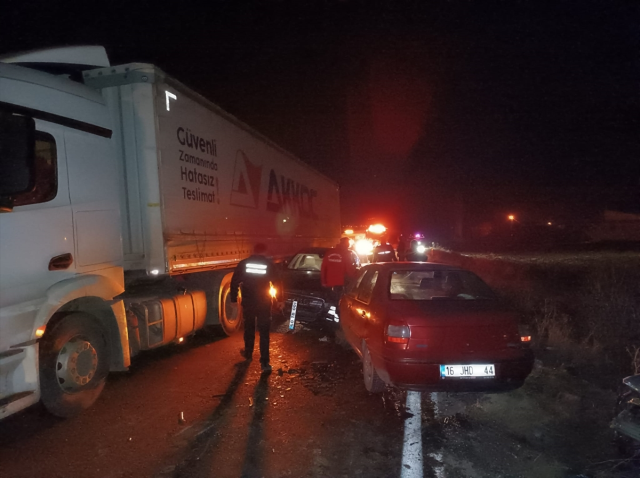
39, 313, 110, 418
218, 273, 242, 336
362, 341, 385, 393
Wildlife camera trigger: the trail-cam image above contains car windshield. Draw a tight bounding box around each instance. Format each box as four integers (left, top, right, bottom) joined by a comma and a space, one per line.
389, 269, 497, 300
288, 253, 323, 271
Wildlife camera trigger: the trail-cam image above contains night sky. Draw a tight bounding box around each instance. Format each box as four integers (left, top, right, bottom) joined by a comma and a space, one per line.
2, 1, 639, 241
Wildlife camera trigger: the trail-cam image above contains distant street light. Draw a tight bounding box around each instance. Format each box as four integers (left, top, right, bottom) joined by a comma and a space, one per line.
508, 215, 515, 222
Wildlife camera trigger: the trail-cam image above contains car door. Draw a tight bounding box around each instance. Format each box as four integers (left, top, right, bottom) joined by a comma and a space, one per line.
340, 268, 367, 348
351, 268, 379, 342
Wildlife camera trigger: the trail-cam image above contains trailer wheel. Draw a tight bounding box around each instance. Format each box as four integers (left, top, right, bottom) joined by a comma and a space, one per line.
219, 273, 242, 336
39, 313, 110, 418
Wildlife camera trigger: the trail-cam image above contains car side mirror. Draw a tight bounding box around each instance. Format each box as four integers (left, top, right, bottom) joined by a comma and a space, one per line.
0, 113, 36, 212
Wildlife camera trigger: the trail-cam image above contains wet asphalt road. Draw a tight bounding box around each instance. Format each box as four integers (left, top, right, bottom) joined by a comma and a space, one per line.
0, 323, 410, 478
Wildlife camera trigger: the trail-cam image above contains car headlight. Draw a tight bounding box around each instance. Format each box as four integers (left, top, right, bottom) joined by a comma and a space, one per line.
355, 239, 374, 255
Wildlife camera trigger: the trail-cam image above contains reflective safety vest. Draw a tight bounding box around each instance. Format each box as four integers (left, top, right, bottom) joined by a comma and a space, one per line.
230, 255, 281, 308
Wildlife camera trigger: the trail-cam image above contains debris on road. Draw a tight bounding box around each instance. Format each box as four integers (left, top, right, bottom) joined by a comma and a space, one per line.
178, 412, 186, 425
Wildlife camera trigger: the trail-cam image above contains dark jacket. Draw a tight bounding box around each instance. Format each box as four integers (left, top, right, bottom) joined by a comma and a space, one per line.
230, 255, 281, 308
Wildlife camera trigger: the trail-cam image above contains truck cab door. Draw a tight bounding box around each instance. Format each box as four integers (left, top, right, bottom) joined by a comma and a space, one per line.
0, 120, 74, 407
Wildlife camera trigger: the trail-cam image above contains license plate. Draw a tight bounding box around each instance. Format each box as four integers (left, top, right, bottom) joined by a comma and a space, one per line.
288, 301, 298, 330
440, 364, 495, 378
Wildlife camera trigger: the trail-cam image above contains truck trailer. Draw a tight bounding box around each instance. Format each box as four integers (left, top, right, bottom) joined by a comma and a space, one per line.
0, 46, 340, 419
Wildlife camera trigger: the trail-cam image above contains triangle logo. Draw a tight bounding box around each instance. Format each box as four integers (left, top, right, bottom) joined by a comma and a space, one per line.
230, 150, 262, 208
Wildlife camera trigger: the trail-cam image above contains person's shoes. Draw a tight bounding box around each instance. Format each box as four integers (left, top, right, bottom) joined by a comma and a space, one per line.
240, 349, 253, 361
261, 363, 272, 373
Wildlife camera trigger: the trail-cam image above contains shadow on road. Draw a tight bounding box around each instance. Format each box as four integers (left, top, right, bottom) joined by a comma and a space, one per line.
0, 403, 63, 448
171, 359, 252, 477
240, 372, 271, 478
0, 330, 227, 454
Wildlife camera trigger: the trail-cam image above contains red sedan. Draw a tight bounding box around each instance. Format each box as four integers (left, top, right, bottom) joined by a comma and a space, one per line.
339, 263, 534, 393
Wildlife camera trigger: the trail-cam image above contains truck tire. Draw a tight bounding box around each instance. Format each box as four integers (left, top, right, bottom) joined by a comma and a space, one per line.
39, 313, 110, 418
362, 341, 386, 393
218, 273, 242, 336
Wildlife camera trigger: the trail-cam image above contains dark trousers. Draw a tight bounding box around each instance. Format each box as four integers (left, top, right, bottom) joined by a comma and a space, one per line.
330, 285, 344, 305
243, 304, 271, 365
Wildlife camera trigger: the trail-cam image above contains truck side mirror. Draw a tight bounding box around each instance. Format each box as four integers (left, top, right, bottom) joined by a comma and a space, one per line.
0, 113, 36, 211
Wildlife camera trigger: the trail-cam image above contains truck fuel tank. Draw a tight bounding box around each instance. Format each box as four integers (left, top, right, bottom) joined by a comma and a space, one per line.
125, 290, 206, 349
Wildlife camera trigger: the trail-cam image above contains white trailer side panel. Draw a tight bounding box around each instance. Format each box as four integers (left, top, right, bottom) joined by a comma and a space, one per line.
86, 64, 340, 275
155, 78, 341, 273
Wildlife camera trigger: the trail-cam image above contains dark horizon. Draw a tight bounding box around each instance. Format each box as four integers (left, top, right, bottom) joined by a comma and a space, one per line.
2, 0, 638, 242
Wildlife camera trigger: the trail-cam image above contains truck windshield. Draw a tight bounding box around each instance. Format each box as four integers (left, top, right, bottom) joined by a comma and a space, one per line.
389, 270, 497, 300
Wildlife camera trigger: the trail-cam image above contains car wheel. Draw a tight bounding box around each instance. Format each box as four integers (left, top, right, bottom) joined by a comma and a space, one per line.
39, 313, 110, 418
362, 341, 385, 393
219, 273, 242, 336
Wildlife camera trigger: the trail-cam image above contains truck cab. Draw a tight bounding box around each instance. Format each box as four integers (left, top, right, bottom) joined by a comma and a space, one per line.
0, 47, 128, 419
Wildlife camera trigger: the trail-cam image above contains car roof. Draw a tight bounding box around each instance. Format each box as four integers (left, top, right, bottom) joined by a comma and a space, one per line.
365, 262, 463, 271
293, 247, 331, 255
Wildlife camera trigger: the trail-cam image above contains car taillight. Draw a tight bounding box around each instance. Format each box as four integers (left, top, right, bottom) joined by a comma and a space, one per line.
518, 325, 532, 345
386, 323, 410, 345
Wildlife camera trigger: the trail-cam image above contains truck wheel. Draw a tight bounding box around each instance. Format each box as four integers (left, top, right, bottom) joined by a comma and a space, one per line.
39, 313, 110, 418
219, 273, 242, 336
362, 341, 385, 393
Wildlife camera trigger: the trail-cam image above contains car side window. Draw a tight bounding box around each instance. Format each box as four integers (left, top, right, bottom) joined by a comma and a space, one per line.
346, 269, 367, 298
357, 270, 379, 304
12, 131, 57, 207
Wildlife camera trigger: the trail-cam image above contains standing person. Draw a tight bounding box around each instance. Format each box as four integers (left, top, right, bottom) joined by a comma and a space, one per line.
397, 234, 407, 261
230, 243, 282, 373
321, 237, 358, 299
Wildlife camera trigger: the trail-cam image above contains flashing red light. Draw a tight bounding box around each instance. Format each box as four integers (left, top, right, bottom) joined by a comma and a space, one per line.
368, 224, 387, 234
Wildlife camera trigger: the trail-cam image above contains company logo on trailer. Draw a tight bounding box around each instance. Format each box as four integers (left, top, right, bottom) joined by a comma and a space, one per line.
267, 170, 318, 219
230, 150, 262, 208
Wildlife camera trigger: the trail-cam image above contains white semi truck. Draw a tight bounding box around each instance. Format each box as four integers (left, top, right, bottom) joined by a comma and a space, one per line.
0, 46, 341, 419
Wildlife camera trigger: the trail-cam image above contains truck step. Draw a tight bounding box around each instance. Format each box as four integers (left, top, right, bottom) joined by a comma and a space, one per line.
0, 391, 35, 408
